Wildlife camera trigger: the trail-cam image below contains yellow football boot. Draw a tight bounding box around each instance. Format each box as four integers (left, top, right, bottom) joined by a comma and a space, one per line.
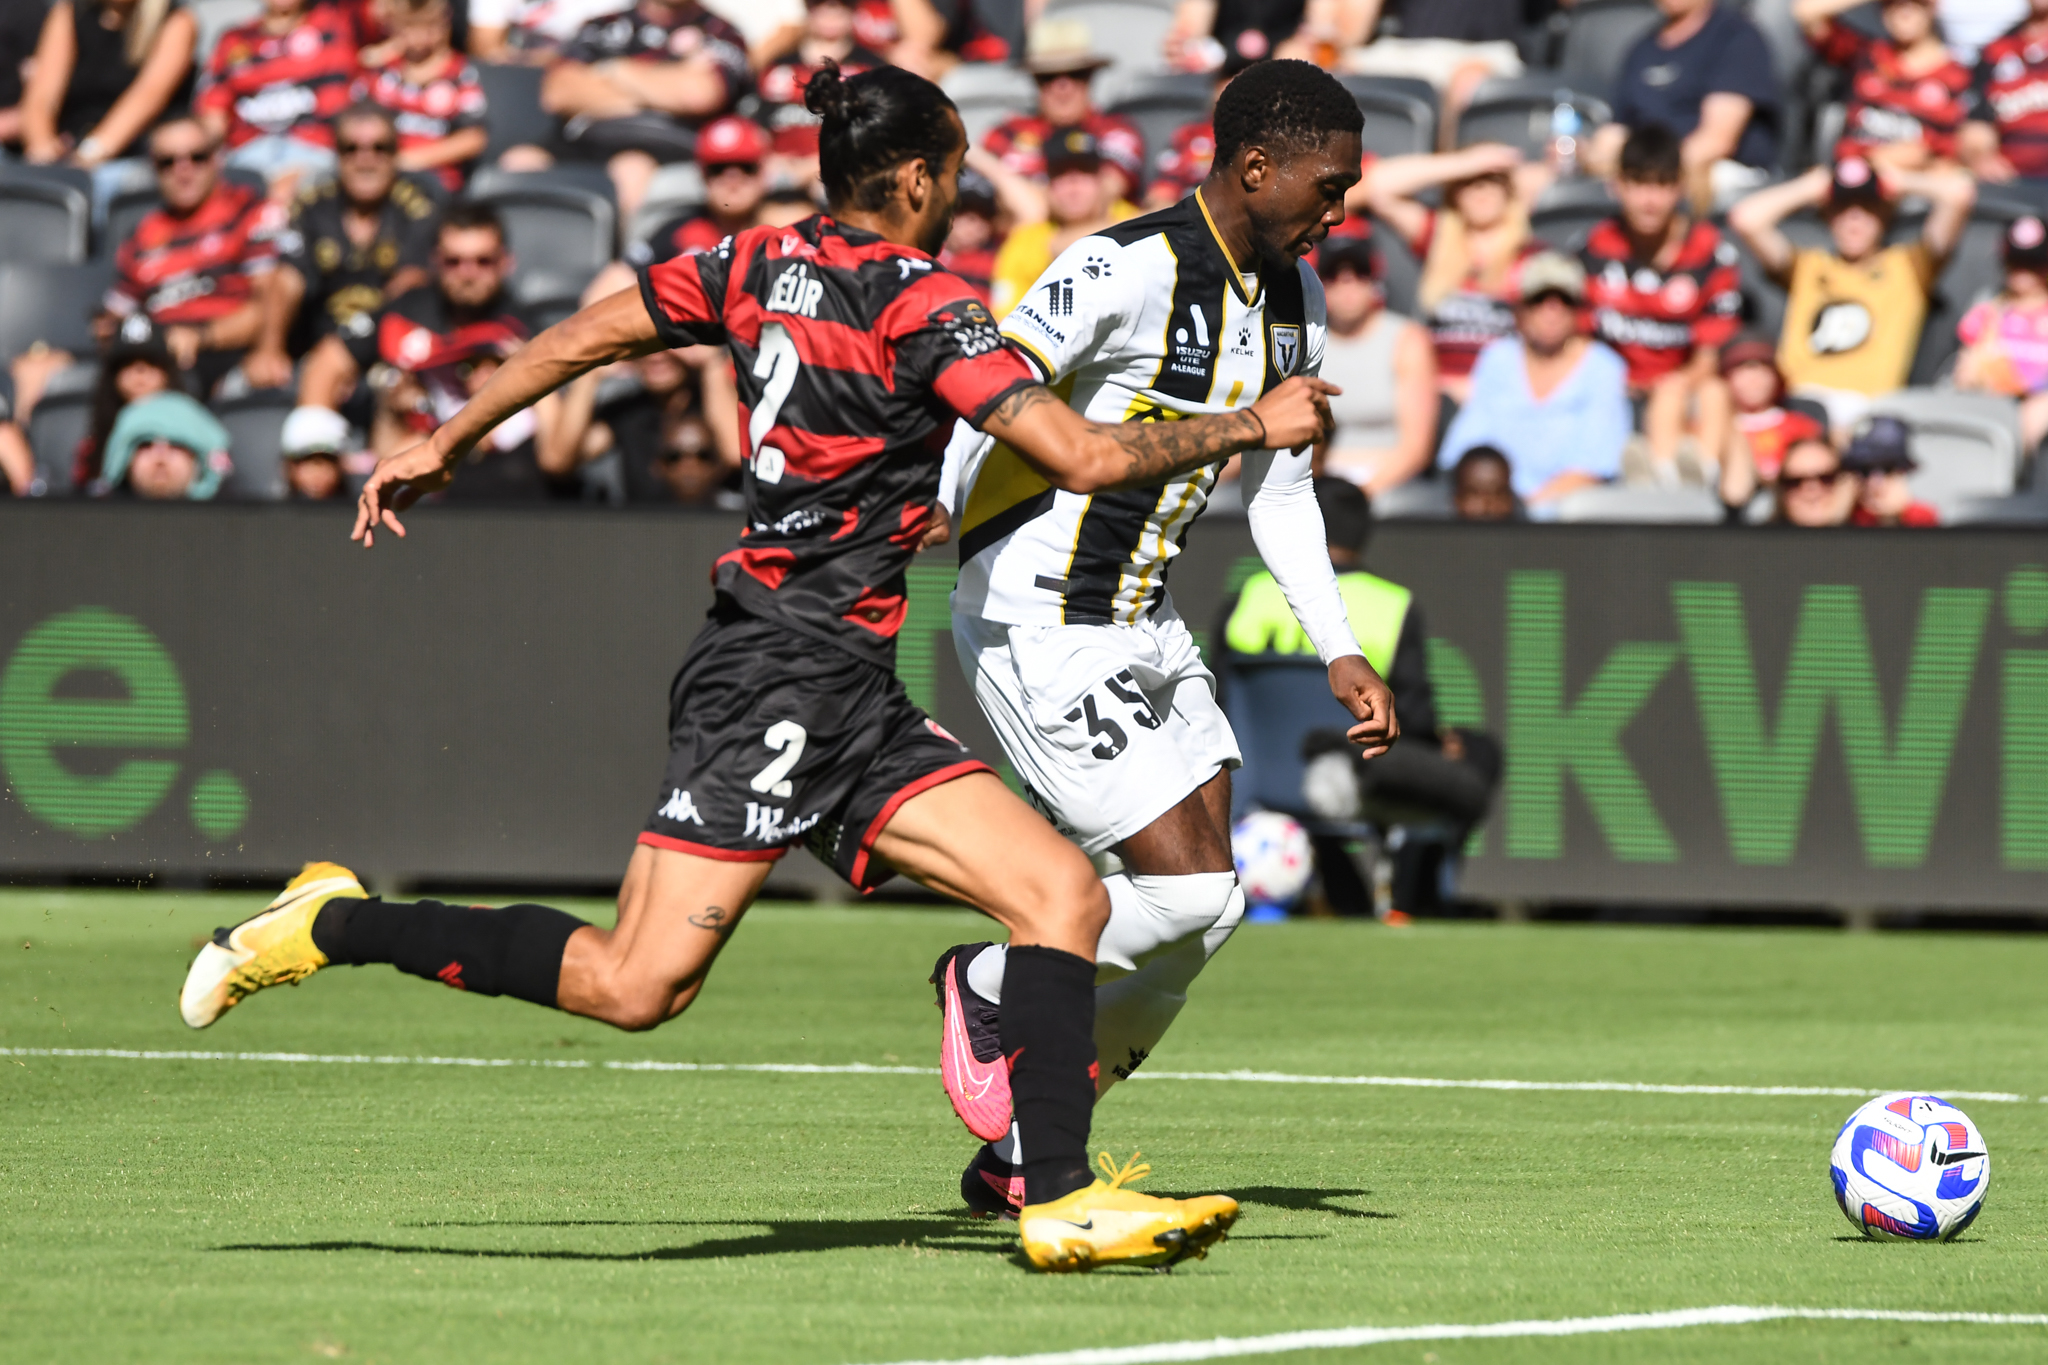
179, 862, 366, 1028
1019, 1152, 1239, 1272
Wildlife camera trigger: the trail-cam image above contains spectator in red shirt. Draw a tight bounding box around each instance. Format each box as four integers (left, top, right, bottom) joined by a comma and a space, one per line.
541, 0, 751, 220
629, 115, 771, 265
1962, 0, 2048, 184
938, 166, 999, 307
1799, 0, 1972, 170
196, 0, 360, 192
1143, 69, 1231, 210
982, 19, 1145, 203
1844, 413, 1941, 524
1579, 125, 1741, 484
355, 0, 487, 192
756, 0, 886, 189
1715, 333, 1828, 510
99, 114, 284, 396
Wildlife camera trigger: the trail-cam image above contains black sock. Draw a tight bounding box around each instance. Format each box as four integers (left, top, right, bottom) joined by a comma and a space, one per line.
1000, 944, 1097, 1206
311, 897, 589, 1007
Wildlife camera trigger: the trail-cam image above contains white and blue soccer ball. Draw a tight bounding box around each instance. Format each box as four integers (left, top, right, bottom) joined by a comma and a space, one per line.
1231, 810, 1313, 909
1829, 1093, 1989, 1241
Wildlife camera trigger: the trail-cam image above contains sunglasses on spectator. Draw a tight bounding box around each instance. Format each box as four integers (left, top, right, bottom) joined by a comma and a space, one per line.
439, 252, 503, 269
152, 148, 215, 169
1782, 469, 1845, 490
339, 139, 398, 156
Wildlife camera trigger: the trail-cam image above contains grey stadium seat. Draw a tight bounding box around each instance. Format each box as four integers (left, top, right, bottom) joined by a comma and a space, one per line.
1456, 88, 1612, 161
940, 63, 1037, 146
192, 0, 262, 64
1530, 177, 1619, 251
1107, 72, 1213, 178
478, 62, 553, 160
0, 260, 113, 361
1912, 204, 2022, 385
1365, 213, 1420, 317
1338, 76, 1435, 157
628, 162, 707, 249
467, 175, 618, 310
1558, 0, 1660, 100
1555, 485, 1724, 523
1371, 476, 1452, 520
0, 177, 90, 263
214, 389, 295, 501
1866, 389, 2023, 517
24, 363, 98, 498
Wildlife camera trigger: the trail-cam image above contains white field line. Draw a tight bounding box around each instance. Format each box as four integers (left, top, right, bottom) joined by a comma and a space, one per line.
865, 1306, 2048, 1365
0, 1048, 2037, 1103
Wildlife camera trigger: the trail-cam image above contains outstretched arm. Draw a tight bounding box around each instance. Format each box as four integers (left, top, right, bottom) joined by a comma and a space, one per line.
351, 287, 664, 544
977, 376, 1338, 494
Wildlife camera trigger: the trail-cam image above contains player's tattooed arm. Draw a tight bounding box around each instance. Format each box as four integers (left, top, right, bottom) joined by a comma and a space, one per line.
981, 376, 1340, 493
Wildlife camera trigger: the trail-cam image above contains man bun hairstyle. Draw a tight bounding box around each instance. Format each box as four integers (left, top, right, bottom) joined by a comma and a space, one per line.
805, 61, 962, 212
1210, 58, 1364, 172
1618, 123, 1683, 184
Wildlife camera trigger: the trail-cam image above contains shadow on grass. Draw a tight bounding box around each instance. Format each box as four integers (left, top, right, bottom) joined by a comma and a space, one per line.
1226, 1187, 1397, 1220
217, 1215, 1011, 1263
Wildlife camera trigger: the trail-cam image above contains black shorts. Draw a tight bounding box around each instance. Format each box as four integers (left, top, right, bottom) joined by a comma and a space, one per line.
639, 604, 992, 891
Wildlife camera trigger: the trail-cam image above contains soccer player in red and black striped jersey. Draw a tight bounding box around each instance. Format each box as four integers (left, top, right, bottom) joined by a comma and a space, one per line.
1579, 125, 1742, 479
187, 62, 1338, 1273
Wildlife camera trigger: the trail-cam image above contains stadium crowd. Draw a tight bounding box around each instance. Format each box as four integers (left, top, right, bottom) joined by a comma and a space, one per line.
0, 0, 2042, 526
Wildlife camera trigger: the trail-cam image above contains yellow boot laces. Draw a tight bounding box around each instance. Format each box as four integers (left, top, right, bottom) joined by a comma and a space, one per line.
1095, 1150, 1151, 1189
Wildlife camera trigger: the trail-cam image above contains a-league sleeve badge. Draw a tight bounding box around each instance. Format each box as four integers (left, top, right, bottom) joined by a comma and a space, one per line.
1270, 324, 1301, 376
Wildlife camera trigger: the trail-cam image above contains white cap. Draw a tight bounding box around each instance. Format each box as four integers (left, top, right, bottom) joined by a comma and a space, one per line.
281, 405, 351, 460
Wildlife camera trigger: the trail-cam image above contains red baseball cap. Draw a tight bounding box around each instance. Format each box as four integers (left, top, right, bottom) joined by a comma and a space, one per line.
697, 116, 770, 169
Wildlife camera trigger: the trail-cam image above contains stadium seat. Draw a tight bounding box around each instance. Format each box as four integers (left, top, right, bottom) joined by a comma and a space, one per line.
1554, 485, 1724, 523
0, 178, 90, 263
1046, 0, 1177, 13
628, 162, 706, 248
1220, 656, 1363, 822
1949, 488, 2048, 524
0, 260, 113, 361
1866, 389, 2022, 516
1371, 476, 1452, 520
1530, 176, 1618, 251
1911, 204, 2021, 385
1456, 87, 1611, 161
940, 63, 1038, 145
23, 363, 97, 498
1366, 212, 1420, 317
1558, 0, 1660, 99
192, 0, 262, 65
1337, 75, 1435, 157
467, 176, 618, 310
1043, 3, 1171, 106
1106, 72, 1213, 177
478, 63, 554, 162
214, 389, 295, 501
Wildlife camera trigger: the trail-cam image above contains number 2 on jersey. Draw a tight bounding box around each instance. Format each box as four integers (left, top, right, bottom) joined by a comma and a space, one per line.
749, 321, 799, 485
751, 720, 807, 798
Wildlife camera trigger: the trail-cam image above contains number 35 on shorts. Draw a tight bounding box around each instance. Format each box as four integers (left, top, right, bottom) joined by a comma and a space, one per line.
1064, 669, 1161, 761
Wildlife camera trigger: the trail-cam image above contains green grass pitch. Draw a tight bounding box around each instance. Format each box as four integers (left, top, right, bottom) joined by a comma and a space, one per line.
5, 890, 2048, 1363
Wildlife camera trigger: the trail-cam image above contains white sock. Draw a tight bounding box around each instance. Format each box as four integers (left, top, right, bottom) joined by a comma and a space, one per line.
990, 1119, 1021, 1166
965, 941, 1006, 1005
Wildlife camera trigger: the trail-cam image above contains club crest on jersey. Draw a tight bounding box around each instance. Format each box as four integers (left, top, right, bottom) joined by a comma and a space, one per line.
1270, 324, 1302, 375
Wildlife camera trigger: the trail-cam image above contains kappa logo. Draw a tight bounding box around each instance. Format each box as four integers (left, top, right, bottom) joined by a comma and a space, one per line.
1270, 323, 1302, 375
659, 788, 706, 826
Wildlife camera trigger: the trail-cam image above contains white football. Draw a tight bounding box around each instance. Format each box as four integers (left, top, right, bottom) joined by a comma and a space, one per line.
1829, 1093, 1989, 1241
1231, 810, 1313, 908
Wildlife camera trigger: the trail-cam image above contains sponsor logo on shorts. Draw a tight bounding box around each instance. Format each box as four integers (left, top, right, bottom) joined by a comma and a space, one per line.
743, 802, 821, 842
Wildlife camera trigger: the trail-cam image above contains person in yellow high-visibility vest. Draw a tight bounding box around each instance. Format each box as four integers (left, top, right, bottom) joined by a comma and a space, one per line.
1221, 476, 1499, 917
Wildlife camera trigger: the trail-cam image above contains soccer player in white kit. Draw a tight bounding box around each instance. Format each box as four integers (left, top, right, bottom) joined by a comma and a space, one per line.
928, 59, 1401, 1216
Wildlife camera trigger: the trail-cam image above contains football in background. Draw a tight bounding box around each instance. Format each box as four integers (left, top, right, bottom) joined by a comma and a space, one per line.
1232, 810, 1313, 911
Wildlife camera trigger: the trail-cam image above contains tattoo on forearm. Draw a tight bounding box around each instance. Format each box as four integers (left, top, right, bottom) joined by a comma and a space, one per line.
688, 905, 736, 934
988, 384, 1061, 426
1098, 409, 1264, 489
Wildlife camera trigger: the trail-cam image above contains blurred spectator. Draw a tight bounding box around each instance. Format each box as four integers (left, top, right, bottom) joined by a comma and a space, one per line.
20, 0, 198, 206
1580, 124, 1741, 485
1450, 443, 1517, 519
630, 115, 770, 264
1165, 0, 1368, 73
1773, 434, 1860, 524
353, 0, 486, 192
100, 389, 231, 499
297, 200, 571, 499
1798, 0, 1972, 172
0, 0, 46, 148
73, 334, 179, 491
543, 0, 752, 219
1144, 74, 1226, 210
468, 0, 626, 62
279, 402, 351, 499
1314, 232, 1436, 495
196, 0, 360, 192
1939, 0, 2024, 62
1956, 214, 2048, 452
551, 346, 741, 504
1961, 0, 2048, 185
982, 20, 1145, 203
890, 0, 1021, 78
1715, 333, 1828, 510
260, 103, 438, 392
1843, 412, 1940, 523
988, 128, 1135, 317
1728, 158, 1974, 429
1344, 0, 1524, 115
1439, 251, 1629, 512
0, 372, 28, 496
1586, 0, 1781, 213
755, 0, 885, 186
1365, 144, 1543, 402
938, 166, 999, 305
100, 115, 283, 396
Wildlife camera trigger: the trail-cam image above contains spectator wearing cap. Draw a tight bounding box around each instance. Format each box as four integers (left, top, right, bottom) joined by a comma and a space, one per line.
1773, 434, 1862, 525
280, 402, 353, 500
1798, 0, 1973, 172
72, 335, 180, 492
101, 390, 232, 500
1728, 157, 1974, 429
1580, 124, 1742, 485
1961, 0, 2048, 187
987, 127, 1136, 318
1439, 251, 1630, 514
1956, 213, 2048, 454
194, 0, 361, 192
1450, 444, 1518, 520
352, 0, 488, 193
1716, 333, 1830, 510
542, 0, 752, 220
939, 167, 1000, 307
982, 20, 1146, 204
754, 0, 887, 188
1844, 413, 1941, 524
1585, 0, 1782, 214
631, 116, 773, 266
1315, 232, 1436, 496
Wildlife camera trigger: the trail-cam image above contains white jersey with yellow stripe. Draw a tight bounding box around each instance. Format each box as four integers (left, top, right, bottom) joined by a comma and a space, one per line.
946, 193, 1327, 629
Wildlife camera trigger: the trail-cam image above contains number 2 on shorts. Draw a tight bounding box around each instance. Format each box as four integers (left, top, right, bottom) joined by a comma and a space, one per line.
751, 720, 807, 798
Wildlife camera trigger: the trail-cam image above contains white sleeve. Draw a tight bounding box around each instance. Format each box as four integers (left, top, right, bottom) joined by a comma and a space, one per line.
997, 234, 1138, 383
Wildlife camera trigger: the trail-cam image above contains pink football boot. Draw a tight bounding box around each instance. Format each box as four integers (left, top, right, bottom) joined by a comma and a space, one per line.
931, 943, 1012, 1141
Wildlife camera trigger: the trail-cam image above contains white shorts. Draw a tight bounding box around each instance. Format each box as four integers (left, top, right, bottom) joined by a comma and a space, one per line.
952, 609, 1241, 856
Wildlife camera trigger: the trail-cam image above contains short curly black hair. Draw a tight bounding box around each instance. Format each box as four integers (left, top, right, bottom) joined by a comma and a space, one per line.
1210, 59, 1365, 173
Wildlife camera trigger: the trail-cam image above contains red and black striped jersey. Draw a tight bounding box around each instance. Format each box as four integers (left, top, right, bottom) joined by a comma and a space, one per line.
1814, 20, 1972, 160
560, 1, 750, 112
1579, 217, 1743, 387
197, 5, 359, 149
983, 111, 1146, 199
756, 46, 885, 158
1973, 25, 2048, 177
106, 180, 283, 326
354, 53, 488, 192
1146, 120, 1213, 205
377, 286, 549, 500
638, 215, 1038, 665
